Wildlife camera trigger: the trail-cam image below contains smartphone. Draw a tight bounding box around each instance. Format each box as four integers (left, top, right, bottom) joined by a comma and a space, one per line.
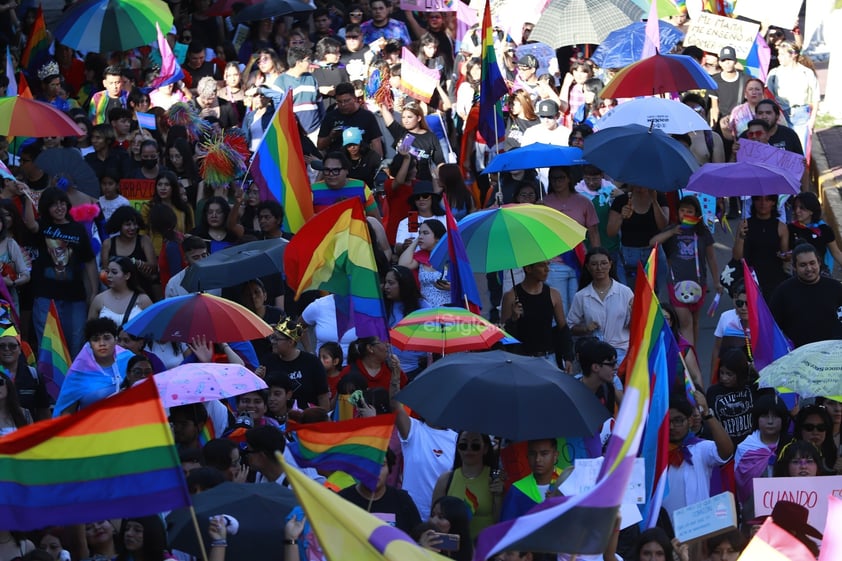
408, 211, 419, 233
433, 533, 460, 551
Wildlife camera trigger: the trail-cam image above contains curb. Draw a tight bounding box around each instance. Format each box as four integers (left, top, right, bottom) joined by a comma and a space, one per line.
815, 127, 842, 240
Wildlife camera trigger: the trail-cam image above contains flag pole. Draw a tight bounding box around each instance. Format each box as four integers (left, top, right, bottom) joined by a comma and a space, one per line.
188, 505, 211, 561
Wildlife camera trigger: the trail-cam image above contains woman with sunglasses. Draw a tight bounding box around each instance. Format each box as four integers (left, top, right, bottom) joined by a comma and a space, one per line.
732, 195, 789, 302
431, 432, 502, 537
794, 405, 838, 472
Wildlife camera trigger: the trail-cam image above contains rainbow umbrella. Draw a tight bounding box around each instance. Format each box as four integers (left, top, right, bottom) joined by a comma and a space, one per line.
54, 0, 173, 53
429, 204, 587, 273
601, 53, 718, 98
390, 307, 515, 354
123, 293, 273, 343
0, 97, 84, 137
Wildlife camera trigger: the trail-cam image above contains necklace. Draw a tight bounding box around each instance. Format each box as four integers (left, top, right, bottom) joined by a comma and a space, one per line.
593, 281, 612, 296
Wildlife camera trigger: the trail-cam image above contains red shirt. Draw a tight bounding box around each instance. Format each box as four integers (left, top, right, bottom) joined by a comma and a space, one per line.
339, 359, 408, 393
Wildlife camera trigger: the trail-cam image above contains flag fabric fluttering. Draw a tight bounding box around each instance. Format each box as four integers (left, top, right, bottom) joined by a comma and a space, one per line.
442, 198, 481, 314
0, 380, 191, 531
250, 91, 314, 234
283, 197, 388, 341
744, 32, 772, 82
741, 260, 791, 370
644, 244, 659, 290
287, 414, 396, 491
20, 5, 51, 72
642, 0, 660, 59
473, 263, 654, 560
739, 518, 817, 561
280, 453, 451, 561
399, 47, 440, 104
819, 495, 842, 561
478, 0, 507, 146
454, 1, 478, 54
149, 22, 185, 89
36, 300, 71, 400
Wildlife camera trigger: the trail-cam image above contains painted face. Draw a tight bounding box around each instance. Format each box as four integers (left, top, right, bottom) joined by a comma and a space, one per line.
319, 349, 339, 372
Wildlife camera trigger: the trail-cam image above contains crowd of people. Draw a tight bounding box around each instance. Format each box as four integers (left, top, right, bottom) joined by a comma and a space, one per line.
0, 0, 835, 560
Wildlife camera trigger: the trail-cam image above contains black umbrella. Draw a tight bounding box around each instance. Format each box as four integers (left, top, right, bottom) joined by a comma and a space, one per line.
34, 147, 100, 197
395, 350, 609, 441
233, 0, 314, 24
167, 482, 298, 560
181, 238, 287, 292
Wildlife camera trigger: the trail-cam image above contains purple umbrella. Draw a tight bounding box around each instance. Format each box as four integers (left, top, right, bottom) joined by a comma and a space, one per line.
685, 161, 800, 197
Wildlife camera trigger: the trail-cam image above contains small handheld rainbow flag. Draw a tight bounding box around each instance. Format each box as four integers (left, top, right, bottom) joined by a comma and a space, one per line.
0, 380, 190, 530
287, 414, 396, 491
37, 300, 71, 400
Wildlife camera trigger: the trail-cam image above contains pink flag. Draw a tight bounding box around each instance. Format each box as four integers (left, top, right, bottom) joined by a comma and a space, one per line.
642, 0, 660, 59
739, 519, 817, 561
399, 47, 440, 103
819, 495, 842, 561
149, 23, 185, 89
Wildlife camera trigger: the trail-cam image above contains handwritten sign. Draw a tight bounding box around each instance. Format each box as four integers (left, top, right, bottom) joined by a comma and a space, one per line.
400, 0, 456, 12
674, 492, 738, 543
733, 0, 801, 30
683, 12, 759, 59
120, 178, 155, 213
560, 457, 646, 504
753, 475, 842, 534
736, 139, 806, 184
399, 47, 441, 104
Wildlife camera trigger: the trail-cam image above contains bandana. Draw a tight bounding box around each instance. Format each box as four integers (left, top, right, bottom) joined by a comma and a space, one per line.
679, 215, 702, 229
668, 433, 703, 467
790, 219, 826, 239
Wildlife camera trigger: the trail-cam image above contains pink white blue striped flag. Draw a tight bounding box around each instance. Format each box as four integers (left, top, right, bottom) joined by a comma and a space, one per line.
642, 0, 660, 59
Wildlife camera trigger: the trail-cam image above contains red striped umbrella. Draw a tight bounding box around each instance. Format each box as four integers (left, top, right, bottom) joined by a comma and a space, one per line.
390, 307, 513, 354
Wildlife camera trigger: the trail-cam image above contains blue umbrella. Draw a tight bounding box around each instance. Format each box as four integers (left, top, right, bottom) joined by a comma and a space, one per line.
482, 144, 586, 174
591, 20, 684, 68
582, 124, 699, 191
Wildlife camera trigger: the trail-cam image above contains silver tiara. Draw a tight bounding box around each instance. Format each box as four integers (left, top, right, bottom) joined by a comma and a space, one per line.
37, 61, 60, 81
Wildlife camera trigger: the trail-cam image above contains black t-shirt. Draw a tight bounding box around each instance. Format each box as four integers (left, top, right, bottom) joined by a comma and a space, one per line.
260, 351, 329, 408
312, 65, 351, 111
385, 123, 443, 181
610, 193, 669, 248
32, 220, 95, 301
319, 107, 383, 152
84, 148, 132, 180
706, 383, 755, 444
338, 485, 422, 534
712, 71, 746, 116
11, 356, 52, 413
788, 223, 835, 263
769, 126, 804, 155
770, 276, 842, 348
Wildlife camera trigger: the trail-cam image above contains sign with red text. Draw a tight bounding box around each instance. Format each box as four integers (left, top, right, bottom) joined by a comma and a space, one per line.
120, 178, 155, 212
753, 475, 842, 534
736, 138, 806, 183
683, 12, 759, 59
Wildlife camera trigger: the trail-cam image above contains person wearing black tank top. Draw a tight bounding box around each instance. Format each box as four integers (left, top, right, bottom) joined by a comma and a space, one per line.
500, 261, 574, 371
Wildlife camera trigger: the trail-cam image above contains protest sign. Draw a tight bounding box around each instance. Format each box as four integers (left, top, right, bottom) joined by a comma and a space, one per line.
736, 139, 806, 182
683, 12, 758, 59
399, 47, 440, 104
753, 475, 842, 534
733, 0, 802, 30
400, 0, 456, 11
120, 178, 155, 212
674, 491, 738, 543
560, 457, 646, 504
231, 24, 250, 52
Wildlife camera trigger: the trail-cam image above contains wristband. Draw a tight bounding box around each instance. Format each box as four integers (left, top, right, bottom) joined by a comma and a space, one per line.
284, 539, 298, 545
210, 540, 227, 547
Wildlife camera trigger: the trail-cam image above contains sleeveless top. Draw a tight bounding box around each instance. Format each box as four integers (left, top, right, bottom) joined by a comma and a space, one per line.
100, 301, 143, 327
108, 235, 146, 261
514, 284, 554, 354
446, 466, 495, 537
743, 216, 787, 297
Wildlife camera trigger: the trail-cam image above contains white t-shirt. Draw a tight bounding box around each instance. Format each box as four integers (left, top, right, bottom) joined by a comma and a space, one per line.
399, 418, 457, 518
301, 294, 358, 359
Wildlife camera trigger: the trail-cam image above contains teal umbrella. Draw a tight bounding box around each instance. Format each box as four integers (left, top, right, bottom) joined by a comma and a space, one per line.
54, 0, 173, 53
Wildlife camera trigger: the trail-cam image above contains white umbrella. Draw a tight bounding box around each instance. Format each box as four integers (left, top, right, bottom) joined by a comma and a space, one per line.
759, 340, 842, 400
596, 97, 711, 134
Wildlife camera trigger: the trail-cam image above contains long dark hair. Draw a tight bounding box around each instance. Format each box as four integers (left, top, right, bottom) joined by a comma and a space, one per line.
0, 372, 29, 428
430, 496, 473, 561
632, 528, 674, 561
451, 431, 495, 469
37, 187, 73, 226
197, 196, 232, 233
107, 256, 145, 294
578, 246, 618, 290
437, 164, 473, 213
115, 515, 169, 561
794, 405, 837, 470
152, 170, 193, 218
384, 266, 421, 321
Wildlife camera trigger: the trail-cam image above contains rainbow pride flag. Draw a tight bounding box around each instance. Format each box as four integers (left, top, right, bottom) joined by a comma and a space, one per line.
37, 300, 71, 400
251, 91, 314, 234
20, 5, 51, 72
0, 380, 190, 530
478, 0, 507, 145
287, 414, 396, 491
284, 197, 388, 340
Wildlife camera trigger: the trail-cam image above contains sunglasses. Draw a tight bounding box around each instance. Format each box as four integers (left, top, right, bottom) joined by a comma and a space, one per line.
415, 193, 432, 200
746, 130, 765, 139
734, 299, 747, 308
322, 167, 344, 176
346, 34, 361, 39
802, 423, 828, 432
458, 442, 482, 452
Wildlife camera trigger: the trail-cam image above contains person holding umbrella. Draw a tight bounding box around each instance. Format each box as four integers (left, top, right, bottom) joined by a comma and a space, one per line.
501, 260, 574, 371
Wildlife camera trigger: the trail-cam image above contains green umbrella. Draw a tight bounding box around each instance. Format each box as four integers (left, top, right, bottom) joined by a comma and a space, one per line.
429, 203, 587, 273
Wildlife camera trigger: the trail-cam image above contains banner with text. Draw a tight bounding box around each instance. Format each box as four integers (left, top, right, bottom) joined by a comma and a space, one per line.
736, 139, 806, 183
120, 178, 155, 213
683, 12, 759, 59
753, 475, 842, 535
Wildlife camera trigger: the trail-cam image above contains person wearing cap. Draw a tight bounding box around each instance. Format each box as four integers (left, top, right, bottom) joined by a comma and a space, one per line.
521, 99, 572, 190
394, 180, 446, 250
710, 46, 748, 130
0, 323, 50, 421
259, 317, 330, 411
243, 425, 288, 484
514, 54, 540, 101
342, 126, 382, 188
310, 151, 381, 218
661, 393, 734, 521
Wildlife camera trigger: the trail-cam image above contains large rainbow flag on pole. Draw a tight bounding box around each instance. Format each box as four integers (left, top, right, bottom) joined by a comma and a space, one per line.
20, 5, 51, 72
251, 91, 314, 234
284, 197, 388, 340
36, 300, 71, 400
287, 414, 395, 491
478, 0, 507, 145
0, 380, 190, 530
